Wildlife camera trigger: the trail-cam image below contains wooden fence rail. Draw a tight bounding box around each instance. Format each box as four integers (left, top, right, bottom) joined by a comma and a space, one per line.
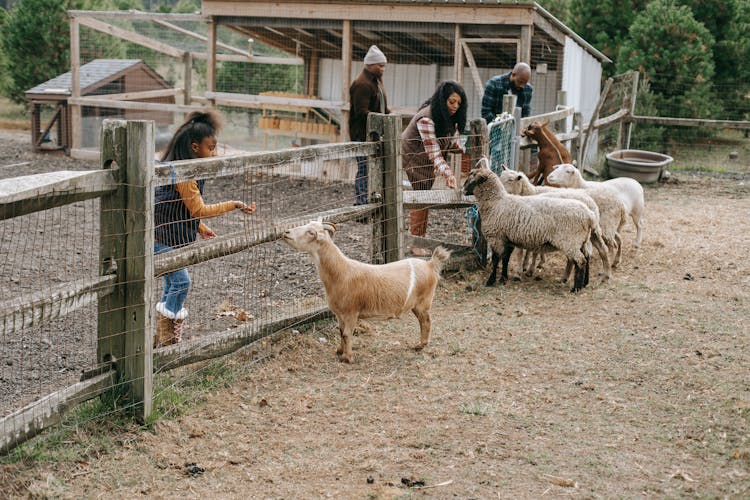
0, 117, 395, 454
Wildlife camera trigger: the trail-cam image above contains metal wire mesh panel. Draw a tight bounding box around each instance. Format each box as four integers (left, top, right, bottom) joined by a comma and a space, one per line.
487, 112, 516, 173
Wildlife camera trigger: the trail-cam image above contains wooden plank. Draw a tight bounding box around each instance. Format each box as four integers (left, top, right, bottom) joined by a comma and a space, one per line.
154, 307, 331, 372
123, 120, 154, 421
340, 20, 352, 143
152, 141, 377, 184
623, 71, 639, 149
206, 18, 217, 104
153, 18, 247, 57
153, 205, 376, 275
459, 37, 519, 44
519, 25, 532, 63
403, 189, 476, 210
0, 170, 118, 221
532, 11, 565, 45
0, 370, 117, 454
70, 17, 82, 152
69, 97, 204, 113
183, 52, 192, 105
460, 41, 484, 98
93, 88, 184, 101
453, 24, 463, 83
593, 108, 629, 129
519, 105, 575, 128
0, 275, 116, 336
77, 16, 184, 59
202, 2, 532, 25
204, 91, 346, 111
69, 10, 204, 21
580, 77, 612, 168
97, 120, 128, 419
628, 115, 750, 130
190, 51, 303, 65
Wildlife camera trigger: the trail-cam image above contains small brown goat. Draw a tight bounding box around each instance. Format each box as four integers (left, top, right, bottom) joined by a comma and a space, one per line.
282, 220, 451, 363
522, 120, 572, 185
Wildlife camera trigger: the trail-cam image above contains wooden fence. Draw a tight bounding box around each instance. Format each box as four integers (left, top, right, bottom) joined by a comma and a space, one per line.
0, 112, 492, 453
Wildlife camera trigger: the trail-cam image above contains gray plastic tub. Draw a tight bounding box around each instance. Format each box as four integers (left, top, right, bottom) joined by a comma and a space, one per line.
606, 149, 673, 183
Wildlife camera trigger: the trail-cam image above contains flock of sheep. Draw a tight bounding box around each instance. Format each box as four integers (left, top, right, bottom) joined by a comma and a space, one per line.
282, 128, 645, 363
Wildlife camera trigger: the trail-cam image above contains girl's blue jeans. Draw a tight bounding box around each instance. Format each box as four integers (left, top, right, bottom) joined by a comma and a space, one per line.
154, 241, 191, 316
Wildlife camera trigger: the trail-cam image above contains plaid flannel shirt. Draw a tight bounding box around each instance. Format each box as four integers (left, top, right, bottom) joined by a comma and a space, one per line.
481, 72, 533, 124
416, 117, 455, 178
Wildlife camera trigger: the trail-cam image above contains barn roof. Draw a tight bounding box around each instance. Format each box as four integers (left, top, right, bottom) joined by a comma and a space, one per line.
203, 0, 611, 66
25, 59, 169, 97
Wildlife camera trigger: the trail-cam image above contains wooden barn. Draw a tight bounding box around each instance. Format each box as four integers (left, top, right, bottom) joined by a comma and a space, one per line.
199, 0, 611, 141
25, 59, 174, 152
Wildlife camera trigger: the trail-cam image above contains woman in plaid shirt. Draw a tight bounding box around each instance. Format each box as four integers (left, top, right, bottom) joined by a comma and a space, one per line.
401, 80, 467, 256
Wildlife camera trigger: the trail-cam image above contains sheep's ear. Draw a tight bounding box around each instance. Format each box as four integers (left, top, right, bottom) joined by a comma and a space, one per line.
322, 222, 336, 237
515, 174, 523, 180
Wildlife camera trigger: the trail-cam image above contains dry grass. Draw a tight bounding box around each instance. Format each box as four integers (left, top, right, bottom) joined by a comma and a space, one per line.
1, 175, 749, 498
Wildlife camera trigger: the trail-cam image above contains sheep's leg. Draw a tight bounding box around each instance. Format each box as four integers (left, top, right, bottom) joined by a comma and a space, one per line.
611, 233, 623, 269
523, 250, 535, 277
563, 258, 573, 282
511, 249, 524, 281
486, 250, 501, 286
500, 243, 515, 284
570, 252, 589, 292
591, 232, 611, 280
412, 308, 431, 350
632, 214, 643, 247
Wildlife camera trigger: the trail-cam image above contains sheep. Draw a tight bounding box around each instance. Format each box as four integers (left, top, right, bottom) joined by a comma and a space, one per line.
521, 120, 572, 185
547, 163, 645, 247
462, 163, 599, 292
499, 169, 616, 280
282, 220, 451, 363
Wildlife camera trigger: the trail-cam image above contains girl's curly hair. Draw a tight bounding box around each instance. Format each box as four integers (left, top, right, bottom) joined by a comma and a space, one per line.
160, 109, 224, 162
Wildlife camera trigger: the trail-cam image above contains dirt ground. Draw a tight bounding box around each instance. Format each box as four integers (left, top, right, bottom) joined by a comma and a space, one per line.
1, 130, 750, 497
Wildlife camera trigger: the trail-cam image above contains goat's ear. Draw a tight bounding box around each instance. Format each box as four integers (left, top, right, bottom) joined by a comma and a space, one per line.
541, 119, 550, 127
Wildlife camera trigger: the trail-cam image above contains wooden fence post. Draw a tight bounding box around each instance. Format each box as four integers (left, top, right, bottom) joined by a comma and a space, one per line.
98, 120, 154, 422
572, 112, 583, 165
622, 71, 639, 149
367, 113, 403, 263
467, 118, 488, 267
502, 94, 521, 171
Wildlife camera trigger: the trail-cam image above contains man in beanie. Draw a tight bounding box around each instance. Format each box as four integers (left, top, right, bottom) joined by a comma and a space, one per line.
349, 45, 390, 207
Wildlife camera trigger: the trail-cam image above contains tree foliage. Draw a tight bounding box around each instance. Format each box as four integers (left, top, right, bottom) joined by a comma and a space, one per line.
616, 0, 715, 119
567, 0, 650, 72
0, 0, 72, 103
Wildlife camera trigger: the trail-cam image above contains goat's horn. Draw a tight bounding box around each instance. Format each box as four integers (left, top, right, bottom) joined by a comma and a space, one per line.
475, 156, 490, 170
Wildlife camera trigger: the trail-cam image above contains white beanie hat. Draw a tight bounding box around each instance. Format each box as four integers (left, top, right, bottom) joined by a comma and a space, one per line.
364, 45, 387, 65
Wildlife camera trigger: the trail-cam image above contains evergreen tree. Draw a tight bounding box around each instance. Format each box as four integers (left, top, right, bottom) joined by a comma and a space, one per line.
568, 0, 650, 74
616, 0, 715, 120
0, 0, 72, 103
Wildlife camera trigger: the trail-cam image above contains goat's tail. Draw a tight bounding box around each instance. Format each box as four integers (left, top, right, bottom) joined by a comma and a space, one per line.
429, 246, 452, 275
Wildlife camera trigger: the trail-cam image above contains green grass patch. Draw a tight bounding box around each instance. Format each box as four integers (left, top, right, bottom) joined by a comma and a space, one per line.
1, 359, 243, 465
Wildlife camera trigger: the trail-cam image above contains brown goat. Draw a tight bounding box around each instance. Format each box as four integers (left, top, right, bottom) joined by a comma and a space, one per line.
522, 120, 572, 185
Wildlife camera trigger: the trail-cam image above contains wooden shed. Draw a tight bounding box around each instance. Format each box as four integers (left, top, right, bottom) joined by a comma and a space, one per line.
25, 59, 174, 152
200, 0, 611, 141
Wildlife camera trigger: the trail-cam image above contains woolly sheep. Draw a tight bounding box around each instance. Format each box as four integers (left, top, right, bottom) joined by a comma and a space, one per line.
547, 163, 645, 247
282, 220, 451, 363
499, 169, 615, 279
463, 164, 600, 292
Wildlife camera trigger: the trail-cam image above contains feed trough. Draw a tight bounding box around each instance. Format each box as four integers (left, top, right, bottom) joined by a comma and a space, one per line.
606, 149, 673, 183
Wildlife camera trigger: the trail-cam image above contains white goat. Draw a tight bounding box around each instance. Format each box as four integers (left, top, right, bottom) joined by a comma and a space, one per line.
463, 164, 600, 292
282, 220, 451, 363
547, 163, 645, 247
